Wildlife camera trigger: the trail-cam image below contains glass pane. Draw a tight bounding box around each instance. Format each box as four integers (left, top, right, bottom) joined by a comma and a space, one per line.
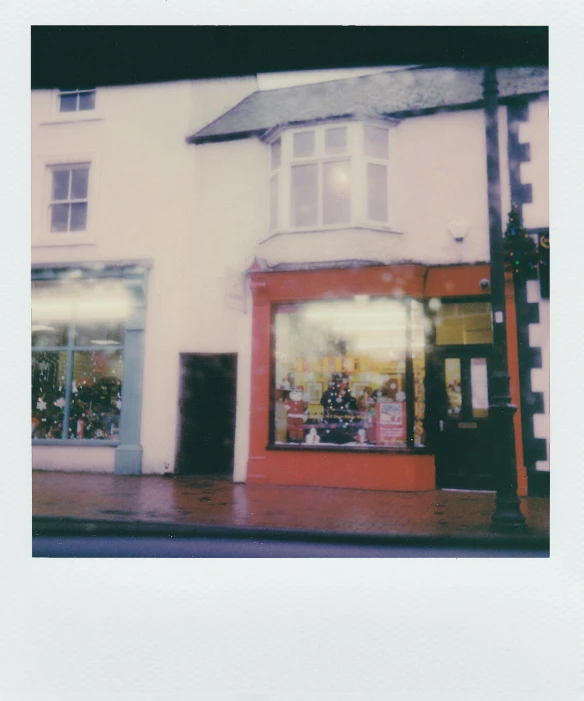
323, 160, 350, 225
69, 202, 88, 231
291, 164, 318, 227
50, 203, 69, 232
325, 127, 347, 154
270, 174, 279, 231
78, 90, 96, 111
293, 131, 315, 158
367, 163, 388, 222
471, 358, 489, 418
32, 351, 68, 439
32, 322, 68, 347
444, 358, 462, 417
69, 350, 123, 440
274, 298, 408, 447
59, 93, 77, 112
364, 125, 388, 159
52, 170, 70, 201
270, 139, 281, 170
71, 168, 89, 199
435, 302, 494, 345
75, 322, 123, 346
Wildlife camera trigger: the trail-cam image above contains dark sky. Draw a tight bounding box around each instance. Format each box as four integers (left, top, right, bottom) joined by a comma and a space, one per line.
31, 26, 548, 90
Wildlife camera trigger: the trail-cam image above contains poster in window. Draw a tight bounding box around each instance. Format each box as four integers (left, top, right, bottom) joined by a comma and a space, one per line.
375, 401, 406, 446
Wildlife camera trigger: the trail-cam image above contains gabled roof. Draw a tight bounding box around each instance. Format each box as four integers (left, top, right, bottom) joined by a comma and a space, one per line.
187, 66, 548, 144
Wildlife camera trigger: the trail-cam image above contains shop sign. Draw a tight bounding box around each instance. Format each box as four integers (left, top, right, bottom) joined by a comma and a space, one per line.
376, 401, 406, 446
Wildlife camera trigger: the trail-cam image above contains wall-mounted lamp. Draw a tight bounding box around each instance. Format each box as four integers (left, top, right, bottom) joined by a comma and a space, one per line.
448, 220, 470, 243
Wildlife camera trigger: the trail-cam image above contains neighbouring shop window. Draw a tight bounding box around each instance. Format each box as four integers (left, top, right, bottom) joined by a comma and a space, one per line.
31, 277, 133, 441
273, 297, 428, 448
434, 302, 493, 345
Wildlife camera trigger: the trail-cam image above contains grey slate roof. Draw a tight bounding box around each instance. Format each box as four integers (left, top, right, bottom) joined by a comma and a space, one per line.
188, 66, 548, 144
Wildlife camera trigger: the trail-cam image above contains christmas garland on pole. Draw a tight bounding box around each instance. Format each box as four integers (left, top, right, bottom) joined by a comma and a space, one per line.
503, 204, 538, 278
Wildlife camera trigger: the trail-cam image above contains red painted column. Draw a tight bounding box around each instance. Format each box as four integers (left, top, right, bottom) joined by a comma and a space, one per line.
247, 274, 271, 480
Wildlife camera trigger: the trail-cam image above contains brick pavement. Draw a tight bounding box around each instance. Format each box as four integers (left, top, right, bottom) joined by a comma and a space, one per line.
32, 470, 549, 541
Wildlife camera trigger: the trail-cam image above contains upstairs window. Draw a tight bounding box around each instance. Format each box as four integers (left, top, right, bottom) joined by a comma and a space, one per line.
268, 122, 390, 234
364, 125, 389, 222
49, 165, 90, 233
59, 88, 96, 113
290, 126, 351, 228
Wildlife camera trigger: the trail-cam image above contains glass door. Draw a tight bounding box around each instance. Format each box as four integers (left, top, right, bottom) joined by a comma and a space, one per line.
431, 347, 495, 490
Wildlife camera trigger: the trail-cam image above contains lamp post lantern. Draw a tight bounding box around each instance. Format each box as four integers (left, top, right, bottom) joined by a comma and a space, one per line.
482, 66, 526, 529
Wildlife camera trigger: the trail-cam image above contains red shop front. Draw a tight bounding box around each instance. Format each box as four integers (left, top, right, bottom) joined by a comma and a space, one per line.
247, 263, 526, 494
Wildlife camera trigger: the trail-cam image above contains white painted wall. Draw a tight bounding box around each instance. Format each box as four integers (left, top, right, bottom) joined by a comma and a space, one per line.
391, 108, 491, 264
31, 78, 259, 475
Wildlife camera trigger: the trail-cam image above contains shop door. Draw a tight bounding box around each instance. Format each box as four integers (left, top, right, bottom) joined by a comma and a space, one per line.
176, 354, 237, 477
432, 347, 495, 490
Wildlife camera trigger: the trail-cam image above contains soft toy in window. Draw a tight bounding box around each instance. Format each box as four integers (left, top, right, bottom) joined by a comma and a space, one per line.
284, 385, 307, 442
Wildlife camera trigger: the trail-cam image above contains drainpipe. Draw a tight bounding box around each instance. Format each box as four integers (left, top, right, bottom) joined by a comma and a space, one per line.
482, 66, 526, 528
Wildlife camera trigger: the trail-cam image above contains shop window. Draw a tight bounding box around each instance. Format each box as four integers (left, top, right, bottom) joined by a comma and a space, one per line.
59, 88, 96, 113
31, 277, 133, 441
49, 165, 90, 233
273, 297, 428, 449
435, 302, 493, 345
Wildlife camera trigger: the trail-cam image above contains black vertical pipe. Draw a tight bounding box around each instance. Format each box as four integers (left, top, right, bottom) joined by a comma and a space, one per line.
482, 66, 526, 528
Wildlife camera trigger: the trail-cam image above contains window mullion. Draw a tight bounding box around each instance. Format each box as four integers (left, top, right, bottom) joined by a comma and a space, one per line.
62, 323, 76, 440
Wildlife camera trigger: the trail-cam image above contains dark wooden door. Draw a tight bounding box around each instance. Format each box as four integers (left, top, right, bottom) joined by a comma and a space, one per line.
176, 354, 237, 476
431, 347, 495, 490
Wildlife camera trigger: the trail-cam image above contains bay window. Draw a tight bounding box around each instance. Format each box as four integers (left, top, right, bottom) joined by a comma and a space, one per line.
268, 121, 391, 233
272, 296, 428, 449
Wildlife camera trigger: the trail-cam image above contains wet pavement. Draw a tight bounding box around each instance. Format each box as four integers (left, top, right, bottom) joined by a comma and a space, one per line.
32, 471, 549, 546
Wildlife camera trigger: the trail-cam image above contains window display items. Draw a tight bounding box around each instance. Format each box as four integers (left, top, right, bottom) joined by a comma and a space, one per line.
273, 297, 428, 449
284, 385, 308, 442
320, 373, 360, 444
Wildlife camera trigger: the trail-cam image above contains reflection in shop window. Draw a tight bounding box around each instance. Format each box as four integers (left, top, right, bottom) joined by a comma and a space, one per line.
31, 352, 68, 439
68, 350, 123, 440
273, 297, 428, 448
31, 277, 132, 441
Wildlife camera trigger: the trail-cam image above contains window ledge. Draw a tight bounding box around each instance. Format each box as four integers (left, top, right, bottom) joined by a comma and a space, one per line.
32, 234, 96, 248
267, 443, 430, 455
32, 439, 119, 447
39, 116, 105, 126
265, 224, 401, 240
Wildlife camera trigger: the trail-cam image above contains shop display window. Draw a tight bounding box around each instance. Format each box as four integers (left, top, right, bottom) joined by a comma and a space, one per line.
273, 297, 428, 449
31, 277, 132, 442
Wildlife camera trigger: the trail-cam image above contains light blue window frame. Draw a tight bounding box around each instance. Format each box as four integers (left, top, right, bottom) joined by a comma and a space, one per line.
32, 264, 148, 474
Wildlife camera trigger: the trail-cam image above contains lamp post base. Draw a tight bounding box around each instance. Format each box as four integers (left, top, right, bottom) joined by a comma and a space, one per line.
491, 495, 526, 530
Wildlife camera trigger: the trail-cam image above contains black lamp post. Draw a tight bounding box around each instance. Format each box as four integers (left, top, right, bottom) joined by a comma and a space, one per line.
482, 66, 526, 529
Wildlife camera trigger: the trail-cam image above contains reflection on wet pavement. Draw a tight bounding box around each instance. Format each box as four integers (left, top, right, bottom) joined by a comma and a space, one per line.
32, 471, 550, 538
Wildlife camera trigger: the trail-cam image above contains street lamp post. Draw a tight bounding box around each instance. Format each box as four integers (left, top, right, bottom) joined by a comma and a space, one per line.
482, 66, 526, 529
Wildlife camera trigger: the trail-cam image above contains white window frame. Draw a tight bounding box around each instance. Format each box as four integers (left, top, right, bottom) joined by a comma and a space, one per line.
48, 164, 91, 234
266, 120, 394, 236
362, 122, 390, 226
33, 153, 99, 248
58, 88, 97, 114
43, 89, 103, 125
